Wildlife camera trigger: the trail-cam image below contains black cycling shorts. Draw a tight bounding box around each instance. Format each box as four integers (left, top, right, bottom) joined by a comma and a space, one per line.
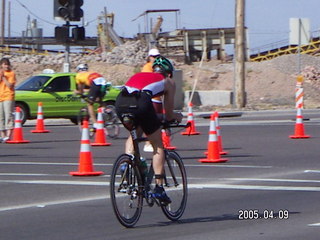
115, 90, 161, 135
87, 83, 105, 104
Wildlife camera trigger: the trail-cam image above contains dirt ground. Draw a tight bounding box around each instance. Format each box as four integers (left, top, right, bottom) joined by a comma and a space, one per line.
12, 54, 320, 111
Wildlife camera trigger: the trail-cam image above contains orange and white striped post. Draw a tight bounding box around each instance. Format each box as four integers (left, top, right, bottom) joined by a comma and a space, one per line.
295, 75, 304, 109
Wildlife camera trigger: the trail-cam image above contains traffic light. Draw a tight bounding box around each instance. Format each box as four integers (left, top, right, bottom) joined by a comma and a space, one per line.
55, 26, 69, 43
72, 27, 85, 41
54, 0, 83, 22
69, 0, 83, 21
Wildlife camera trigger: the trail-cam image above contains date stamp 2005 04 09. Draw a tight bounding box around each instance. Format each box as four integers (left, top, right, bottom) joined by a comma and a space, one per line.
238, 209, 289, 220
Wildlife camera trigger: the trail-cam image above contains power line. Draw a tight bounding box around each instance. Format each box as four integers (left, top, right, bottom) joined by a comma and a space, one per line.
16, 0, 56, 26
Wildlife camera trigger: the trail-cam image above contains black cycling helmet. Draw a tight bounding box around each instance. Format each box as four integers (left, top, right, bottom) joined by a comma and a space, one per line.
152, 56, 174, 77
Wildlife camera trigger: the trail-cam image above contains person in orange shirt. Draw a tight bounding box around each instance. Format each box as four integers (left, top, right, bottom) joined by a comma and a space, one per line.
0, 58, 16, 142
74, 63, 107, 126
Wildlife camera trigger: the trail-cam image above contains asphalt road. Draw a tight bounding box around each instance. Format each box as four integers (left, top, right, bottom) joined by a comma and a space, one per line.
1, 110, 320, 240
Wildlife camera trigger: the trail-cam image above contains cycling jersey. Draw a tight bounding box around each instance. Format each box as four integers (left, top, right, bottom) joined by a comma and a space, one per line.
76, 71, 106, 104
116, 72, 166, 135
76, 72, 106, 86
124, 72, 165, 97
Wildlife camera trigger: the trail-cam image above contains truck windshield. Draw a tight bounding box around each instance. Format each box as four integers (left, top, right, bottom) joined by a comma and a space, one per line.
16, 76, 51, 91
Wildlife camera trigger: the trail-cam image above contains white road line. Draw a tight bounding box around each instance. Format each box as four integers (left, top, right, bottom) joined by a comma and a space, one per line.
0, 179, 108, 186
304, 170, 320, 174
0, 162, 78, 166
1, 179, 320, 192
225, 178, 320, 183
1, 181, 320, 212
185, 164, 272, 168
0, 161, 272, 169
0, 173, 53, 176
188, 183, 320, 192
308, 223, 320, 227
0, 195, 108, 212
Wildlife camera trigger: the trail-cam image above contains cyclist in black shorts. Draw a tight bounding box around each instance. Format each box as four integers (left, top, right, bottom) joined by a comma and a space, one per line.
74, 63, 107, 126
115, 56, 183, 205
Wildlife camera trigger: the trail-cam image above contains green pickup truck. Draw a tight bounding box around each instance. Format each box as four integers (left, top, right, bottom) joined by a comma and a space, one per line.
15, 71, 121, 125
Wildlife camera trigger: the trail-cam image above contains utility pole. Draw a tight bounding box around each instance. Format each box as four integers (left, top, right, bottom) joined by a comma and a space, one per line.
234, 0, 246, 108
7, 0, 10, 38
1, 0, 5, 45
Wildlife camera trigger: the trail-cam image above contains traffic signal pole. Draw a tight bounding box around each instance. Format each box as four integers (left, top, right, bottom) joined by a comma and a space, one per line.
64, 21, 70, 72
54, 0, 84, 72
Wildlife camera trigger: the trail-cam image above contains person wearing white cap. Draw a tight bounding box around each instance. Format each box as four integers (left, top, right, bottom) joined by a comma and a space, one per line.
141, 48, 160, 72
141, 48, 162, 152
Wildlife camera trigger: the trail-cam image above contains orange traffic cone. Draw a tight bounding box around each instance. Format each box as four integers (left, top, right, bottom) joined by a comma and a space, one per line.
214, 111, 228, 155
91, 108, 111, 146
199, 113, 228, 163
6, 107, 30, 144
162, 129, 176, 150
204, 111, 228, 156
181, 102, 200, 135
70, 120, 104, 176
31, 102, 50, 133
289, 107, 310, 139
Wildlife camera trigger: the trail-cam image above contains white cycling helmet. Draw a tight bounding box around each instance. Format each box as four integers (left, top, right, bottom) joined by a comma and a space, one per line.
76, 63, 88, 72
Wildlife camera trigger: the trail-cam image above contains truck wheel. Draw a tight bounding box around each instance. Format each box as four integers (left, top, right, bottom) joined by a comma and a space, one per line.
70, 118, 78, 125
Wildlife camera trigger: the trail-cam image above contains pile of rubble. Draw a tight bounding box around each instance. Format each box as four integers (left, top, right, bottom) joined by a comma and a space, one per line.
302, 66, 320, 82
3, 40, 149, 67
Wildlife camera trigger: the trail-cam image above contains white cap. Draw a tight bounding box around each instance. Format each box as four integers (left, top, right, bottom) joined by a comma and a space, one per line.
148, 48, 160, 56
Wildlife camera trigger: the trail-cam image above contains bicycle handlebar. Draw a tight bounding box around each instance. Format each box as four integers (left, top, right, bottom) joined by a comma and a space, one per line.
162, 120, 191, 129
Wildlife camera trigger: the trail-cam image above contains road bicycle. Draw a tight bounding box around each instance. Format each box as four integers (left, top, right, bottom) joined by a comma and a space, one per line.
77, 95, 120, 139
110, 114, 190, 228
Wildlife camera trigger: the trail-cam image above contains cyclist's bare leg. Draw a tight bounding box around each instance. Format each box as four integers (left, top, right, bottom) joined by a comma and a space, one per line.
87, 103, 97, 123
125, 127, 143, 154
147, 128, 165, 185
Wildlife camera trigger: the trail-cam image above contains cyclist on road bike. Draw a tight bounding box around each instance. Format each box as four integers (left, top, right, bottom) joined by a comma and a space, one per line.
115, 56, 183, 205
74, 63, 108, 126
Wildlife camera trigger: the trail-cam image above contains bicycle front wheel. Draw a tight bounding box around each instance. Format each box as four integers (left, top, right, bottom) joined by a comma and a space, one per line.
110, 154, 143, 228
161, 150, 188, 221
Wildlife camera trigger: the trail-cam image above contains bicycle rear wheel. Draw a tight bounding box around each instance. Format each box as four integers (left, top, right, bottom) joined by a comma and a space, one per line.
110, 154, 143, 228
161, 150, 188, 221
77, 107, 95, 138
103, 105, 120, 139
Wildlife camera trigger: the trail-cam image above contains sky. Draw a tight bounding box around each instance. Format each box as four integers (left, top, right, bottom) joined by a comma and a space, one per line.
6, 0, 320, 54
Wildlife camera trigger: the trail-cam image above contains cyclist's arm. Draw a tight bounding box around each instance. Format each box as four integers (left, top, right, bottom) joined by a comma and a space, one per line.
163, 78, 183, 122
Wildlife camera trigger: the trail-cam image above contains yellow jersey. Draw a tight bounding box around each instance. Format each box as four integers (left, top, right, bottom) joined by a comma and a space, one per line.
76, 71, 103, 86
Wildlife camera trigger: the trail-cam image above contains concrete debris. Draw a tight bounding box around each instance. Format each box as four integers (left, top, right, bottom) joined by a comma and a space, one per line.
2, 40, 149, 67
302, 66, 320, 82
